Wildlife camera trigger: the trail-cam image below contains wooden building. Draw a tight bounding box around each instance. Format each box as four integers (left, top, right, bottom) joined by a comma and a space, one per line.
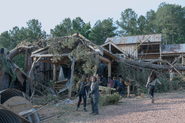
104, 34, 162, 61
104, 34, 185, 65
30, 33, 119, 95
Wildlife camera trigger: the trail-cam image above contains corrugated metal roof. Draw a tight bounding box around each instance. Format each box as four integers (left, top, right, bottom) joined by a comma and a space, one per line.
105, 34, 162, 44
162, 44, 185, 54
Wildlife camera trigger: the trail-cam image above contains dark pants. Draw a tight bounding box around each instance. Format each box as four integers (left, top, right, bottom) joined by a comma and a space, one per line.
149, 85, 155, 97
91, 97, 99, 114
77, 93, 86, 108
117, 86, 123, 96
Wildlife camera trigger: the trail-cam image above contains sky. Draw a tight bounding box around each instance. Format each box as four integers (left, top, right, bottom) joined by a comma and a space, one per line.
0, 0, 184, 34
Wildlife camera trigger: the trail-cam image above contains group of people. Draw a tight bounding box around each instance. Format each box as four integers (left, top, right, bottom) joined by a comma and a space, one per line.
76, 76, 99, 115
100, 74, 124, 96
76, 70, 173, 114
76, 75, 124, 115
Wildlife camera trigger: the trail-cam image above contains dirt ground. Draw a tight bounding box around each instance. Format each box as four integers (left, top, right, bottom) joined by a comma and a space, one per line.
38, 90, 185, 123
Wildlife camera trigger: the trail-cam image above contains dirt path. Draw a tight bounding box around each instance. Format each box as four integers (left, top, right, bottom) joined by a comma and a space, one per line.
41, 91, 185, 123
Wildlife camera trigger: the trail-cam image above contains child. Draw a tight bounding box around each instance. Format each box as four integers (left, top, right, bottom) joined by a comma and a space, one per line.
76, 76, 88, 112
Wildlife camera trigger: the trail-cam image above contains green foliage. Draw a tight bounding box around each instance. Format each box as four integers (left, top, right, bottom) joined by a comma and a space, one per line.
12, 54, 25, 70
144, 10, 157, 34
0, 31, 13, 50
156, 3, 185, 44
137, 15, 147, 35
156, 76, 183, 93
50, 17, 91, 39
89, 18, 117, 45
99, 93, 120, 106
26, 19, 45, 42
48, 36, 99, 75
48, 37, 77, 62
117, 61, 125, 76
0, 55, 17, 81
70, 45, 99, 75
117, 8, 138, 36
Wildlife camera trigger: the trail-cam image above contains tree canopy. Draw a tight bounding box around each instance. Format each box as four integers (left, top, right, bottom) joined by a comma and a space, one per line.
0, 2, 185, 69
89, 18, 117, 45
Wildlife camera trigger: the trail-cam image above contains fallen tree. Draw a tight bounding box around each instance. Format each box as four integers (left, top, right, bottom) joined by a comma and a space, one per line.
123, 59, 185, 71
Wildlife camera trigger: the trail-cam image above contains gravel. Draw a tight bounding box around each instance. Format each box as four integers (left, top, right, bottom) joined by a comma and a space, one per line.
69, 91, 185, 123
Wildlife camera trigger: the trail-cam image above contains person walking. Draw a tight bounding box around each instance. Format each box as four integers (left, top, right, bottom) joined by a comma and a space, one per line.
88, 76, 100, 115
76, 76, 88, 112
113, 77, 123, 97
145, 71, 162, 103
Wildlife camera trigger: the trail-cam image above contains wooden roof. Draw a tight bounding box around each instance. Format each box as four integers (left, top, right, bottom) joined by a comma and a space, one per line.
31, 33, 118, 65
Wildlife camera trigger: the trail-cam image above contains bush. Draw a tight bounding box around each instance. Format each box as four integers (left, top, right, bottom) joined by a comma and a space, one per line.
99, 93, 120, 106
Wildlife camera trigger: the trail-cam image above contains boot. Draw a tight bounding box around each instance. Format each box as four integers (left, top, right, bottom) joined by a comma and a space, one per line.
76, 107, 79, 111
151, 97, 154, 103
84, 107, 87, 112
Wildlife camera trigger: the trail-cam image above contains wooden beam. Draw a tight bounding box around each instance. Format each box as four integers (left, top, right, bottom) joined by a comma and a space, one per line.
108, 62, 111, 77
138, 53, 160, 55
99, 56, 111, 63
29, 57, 37, 95
31, 53, 69, 58
150, 45, 154, 51
39, 59, 53, 64
109, 43, 111, 52
53, 64, 58, 81
172, 54, 183, 65
165, 60, 183, 77
68, 57, 75, 98
31, 46, 49, 55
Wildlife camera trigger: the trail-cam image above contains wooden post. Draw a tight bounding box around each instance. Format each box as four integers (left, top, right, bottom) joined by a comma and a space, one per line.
108, 62, 111, 77
24, 49, 28, 73
109, 43, 111, 52
127, 85, 130, 98
68, 57, 75, 98
142, 68, 145, 82
53, 64, 57, 81
29, 57, 37, 95
182, 53, 184, 75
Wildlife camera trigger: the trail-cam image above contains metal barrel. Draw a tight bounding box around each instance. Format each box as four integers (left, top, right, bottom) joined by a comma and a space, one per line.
0, 88, 31, 104
0, 109, 21, 123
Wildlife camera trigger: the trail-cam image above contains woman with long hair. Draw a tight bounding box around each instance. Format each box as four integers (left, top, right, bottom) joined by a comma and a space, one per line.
76, 75, 88, 112
146, 71, 162, 103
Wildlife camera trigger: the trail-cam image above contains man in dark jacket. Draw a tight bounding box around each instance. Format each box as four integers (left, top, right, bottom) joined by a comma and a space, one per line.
76, 76, 88, 112
88, 76, 100, 115
100, 74, 107, 86
113, 77, 123, 96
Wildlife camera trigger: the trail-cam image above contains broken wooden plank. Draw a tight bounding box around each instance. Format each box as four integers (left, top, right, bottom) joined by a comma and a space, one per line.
165, 60, 183, 77
68, 56, 75, 98
31, 53, 69, 58
99, 56, 111, 63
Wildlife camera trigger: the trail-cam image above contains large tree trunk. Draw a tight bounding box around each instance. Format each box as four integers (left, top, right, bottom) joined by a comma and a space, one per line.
8, 44, 39, 60
123, 59, 185, 71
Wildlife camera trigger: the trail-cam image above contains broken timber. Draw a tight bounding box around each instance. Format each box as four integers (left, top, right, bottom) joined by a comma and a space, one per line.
123, 59, 185, 71
68, 56, 75, 98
